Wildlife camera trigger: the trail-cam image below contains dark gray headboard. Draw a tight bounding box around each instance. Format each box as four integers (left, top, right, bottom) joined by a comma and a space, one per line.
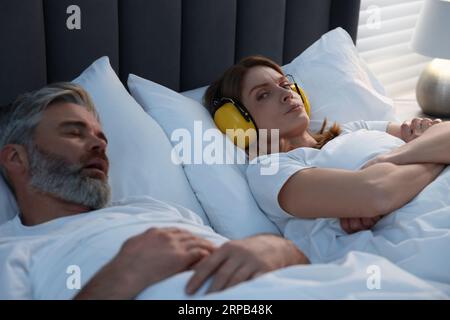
0, 0, 361, 105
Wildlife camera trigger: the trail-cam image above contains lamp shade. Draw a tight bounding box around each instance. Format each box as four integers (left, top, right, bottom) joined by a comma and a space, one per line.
411, 0, 450, 59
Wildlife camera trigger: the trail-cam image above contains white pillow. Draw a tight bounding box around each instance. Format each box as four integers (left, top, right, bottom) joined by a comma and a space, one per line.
0, 57, 209, 226
128, 74, 281, 239
71, 57, 208, 224
181, 85, 208, 103
282, 27, 398, 131
0, 176, 18, 224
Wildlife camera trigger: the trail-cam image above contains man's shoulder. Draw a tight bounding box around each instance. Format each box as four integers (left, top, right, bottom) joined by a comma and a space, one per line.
109, 195, 161, 207
107, 195, 206, 226
106, 195, 181, 217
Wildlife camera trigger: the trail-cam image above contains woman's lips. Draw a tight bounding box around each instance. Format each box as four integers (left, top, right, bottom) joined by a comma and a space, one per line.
285, 104, 302, 114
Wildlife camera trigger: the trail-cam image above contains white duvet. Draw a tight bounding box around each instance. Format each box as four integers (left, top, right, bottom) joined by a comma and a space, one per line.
244, 126, 450, 298
281, 165, 450, 291
144, 162, 450, 299
137, 251, 447, 299
1, 180, 450, 299
261, 129, 450, 293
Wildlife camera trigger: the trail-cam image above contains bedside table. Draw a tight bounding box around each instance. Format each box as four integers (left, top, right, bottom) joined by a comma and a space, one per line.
393, 98, 450, 122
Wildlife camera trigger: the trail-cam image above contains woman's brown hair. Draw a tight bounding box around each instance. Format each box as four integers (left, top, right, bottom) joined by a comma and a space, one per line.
204, 55, 340, 150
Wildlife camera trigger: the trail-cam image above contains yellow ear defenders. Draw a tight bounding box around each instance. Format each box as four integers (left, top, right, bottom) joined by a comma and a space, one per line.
213, 98, 257, 149
213, 77, 311, 149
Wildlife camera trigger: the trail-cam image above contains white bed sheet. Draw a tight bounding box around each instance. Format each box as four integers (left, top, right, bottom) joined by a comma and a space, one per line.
1, 164, 450, 299
137, 251, 448, 299
140, 159, 450, 299
279, 165, 450, 290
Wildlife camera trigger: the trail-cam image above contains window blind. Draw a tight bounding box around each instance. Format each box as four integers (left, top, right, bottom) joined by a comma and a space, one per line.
357, 0, 431, 98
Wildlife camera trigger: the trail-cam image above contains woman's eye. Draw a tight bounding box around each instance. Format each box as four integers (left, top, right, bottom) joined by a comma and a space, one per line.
257, 92, 269, 100
68, 131, 81, 137
281, 83, 291, 89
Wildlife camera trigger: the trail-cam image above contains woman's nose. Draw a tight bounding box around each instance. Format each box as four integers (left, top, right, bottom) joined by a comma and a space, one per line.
281, 87, 294, 103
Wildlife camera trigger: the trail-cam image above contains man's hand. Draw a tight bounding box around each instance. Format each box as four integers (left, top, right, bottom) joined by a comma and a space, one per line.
340, 216, 383, 234
75, 227, 215, 299
185, 234, 309, 295
119, 228, 215, 286
400, 117, 442, 142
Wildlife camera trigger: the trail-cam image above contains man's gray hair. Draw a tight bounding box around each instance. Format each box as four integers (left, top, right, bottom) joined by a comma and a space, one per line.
0, 82, 99, 183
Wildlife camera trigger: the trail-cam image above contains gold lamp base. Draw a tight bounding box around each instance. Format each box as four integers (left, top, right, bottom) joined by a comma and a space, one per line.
416, 59, 450, 117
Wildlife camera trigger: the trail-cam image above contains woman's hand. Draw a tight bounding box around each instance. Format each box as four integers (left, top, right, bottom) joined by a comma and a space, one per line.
364, 118, 445, 169
400, 117, 442, 142
340, 216, 383, 234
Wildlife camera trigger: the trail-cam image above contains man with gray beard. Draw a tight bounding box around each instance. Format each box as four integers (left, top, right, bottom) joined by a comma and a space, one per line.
0, 83, 308, 299
26, 143, 111, 212
0, 82, 112, 225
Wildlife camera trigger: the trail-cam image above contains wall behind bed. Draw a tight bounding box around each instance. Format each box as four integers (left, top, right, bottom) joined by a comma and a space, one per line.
0, 0, 360, 105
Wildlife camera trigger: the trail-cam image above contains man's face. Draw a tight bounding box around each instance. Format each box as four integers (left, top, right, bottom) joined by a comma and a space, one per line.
27, 102, 111, 209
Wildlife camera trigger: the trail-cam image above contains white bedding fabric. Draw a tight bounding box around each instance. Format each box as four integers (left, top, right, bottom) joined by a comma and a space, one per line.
285, 164, 450, 285
245, 124, 450, 294
253, 128, 450, 287
138, 252, 448, 299
279, 164, 450, 283
0, 194, 449, 299
0, 196, 227, 299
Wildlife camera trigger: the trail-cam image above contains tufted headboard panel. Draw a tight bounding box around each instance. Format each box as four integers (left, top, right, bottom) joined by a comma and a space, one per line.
0, 0, 361, 105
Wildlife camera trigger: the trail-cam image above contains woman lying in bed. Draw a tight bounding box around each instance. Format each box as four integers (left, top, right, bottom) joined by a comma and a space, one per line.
204, 55, 449, 235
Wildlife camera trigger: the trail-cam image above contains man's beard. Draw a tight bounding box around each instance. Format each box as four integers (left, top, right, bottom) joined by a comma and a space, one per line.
27, 144, 111, 210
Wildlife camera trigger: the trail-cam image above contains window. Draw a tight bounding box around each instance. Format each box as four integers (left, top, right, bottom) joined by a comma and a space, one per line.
357, 0, 431, 98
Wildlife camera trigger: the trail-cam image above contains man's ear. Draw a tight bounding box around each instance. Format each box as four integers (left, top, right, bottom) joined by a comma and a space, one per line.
0, 144, 30, 175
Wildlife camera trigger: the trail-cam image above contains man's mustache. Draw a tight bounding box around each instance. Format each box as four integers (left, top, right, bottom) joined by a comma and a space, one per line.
78, 150, 109, 176
80, 150, 109, 167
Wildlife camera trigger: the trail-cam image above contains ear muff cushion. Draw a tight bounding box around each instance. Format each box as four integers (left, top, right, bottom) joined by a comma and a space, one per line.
291, 84, 311, 117
213, 102, 256, 149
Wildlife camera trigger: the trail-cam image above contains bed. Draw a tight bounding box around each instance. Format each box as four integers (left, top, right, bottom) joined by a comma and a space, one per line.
1, 0, 450, 300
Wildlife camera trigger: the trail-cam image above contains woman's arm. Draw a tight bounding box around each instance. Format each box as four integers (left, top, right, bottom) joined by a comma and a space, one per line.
278, 162, 444, 219
376, 122, 450, 165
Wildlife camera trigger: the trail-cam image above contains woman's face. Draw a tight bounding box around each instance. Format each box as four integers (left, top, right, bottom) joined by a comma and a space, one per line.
240, 66, 309, 138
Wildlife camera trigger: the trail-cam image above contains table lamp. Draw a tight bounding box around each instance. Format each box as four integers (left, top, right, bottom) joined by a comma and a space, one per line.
411, 0, 450, 117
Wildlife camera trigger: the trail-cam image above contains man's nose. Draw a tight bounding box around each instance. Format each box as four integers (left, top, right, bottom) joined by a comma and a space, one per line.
88, 134, 107, 153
